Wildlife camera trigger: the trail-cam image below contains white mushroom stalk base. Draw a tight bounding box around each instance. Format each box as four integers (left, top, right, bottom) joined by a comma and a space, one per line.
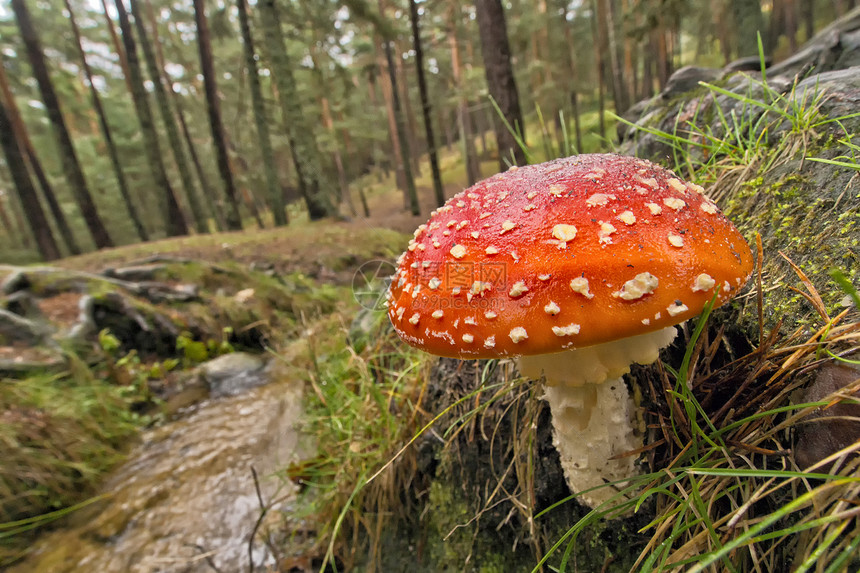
517, 326, 678, 508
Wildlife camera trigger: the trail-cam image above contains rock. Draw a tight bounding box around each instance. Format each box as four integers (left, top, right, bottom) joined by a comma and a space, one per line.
131, 281, 199, 303
616, 96, 661, 144
768, 7, 860, 78
0, 268, 28, 295
661, 65, 721, 99
174, 283, 199, 298
0, 265, 198, 305
102, 264, 167, 282
249, 261, 274, 273
4, 291, 42, 320
0, 359, 63, 378
0, 308, 48, 345
616, 15, 860, 339
793, 363, 860, 471
723, 55, 770, 74
197, 352, 269, 397
66, 295, 97, 343
234, 288, 255, 303
620, 7, 860, 156
787, 67, 860, 130
89, 292, 181, 356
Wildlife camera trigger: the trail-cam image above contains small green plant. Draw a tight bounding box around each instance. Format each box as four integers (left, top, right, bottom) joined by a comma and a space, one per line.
176, 331, 210, 364
175, 327, 234, 366
98, 328, 175, 414
807, 124, 860, 172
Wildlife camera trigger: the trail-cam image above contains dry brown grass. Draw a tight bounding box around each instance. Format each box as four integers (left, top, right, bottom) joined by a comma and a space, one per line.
631, 253, 860, 572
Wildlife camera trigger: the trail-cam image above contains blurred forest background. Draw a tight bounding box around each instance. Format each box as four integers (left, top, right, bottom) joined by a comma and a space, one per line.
0, 0, 855, 263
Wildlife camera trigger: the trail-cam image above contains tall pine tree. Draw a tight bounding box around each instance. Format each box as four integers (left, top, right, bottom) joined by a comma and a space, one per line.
258, 0, 336, 220
113, 0, 188, 237
65, 0, 148, 242
237, 0, 285, 226
475, 0, 527, 170
131, 0, 209, 234
193, 0, 243, 230
0, 95, 60, 261
11, 0, 114, 249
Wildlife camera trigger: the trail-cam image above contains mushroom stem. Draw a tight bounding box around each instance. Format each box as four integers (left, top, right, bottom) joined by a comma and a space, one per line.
516, 326, 678, 507
543, 379, 639, 507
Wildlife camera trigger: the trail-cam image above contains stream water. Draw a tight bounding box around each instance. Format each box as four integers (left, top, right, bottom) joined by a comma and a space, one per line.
11, 376, 305, 573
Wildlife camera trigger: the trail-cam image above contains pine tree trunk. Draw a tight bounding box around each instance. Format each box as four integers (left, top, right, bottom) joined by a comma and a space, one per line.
654, 22, 671, 89
65, 0, 148, 242
439, 104, 454, 151
622, 0, 638, 106
533, 0, 550, 115
0, 96, 60, 261
600, 0, 629, 113
7, 189, 34, 250
337, 107, 365, 215
556, 0, 583, 153
141, 0, 224, 231
394, 40, 421, 178
237, 0, 286, 226
192, 0, 243, 230
257, 0, 335, 220
375, 38, 407, 195
449, 10, 481, 186
0, 194, 18, 248
383, 37, 420, 216
715, 1, 733, 64
0, 56, 81, 255
99, 0, 132, 93
363, 71, 387, 177
130, 0, 209, 234
319, 92, 355, 217
409, 0, 445, 207
11, 0, 113, 250
732, 0, 766, 57
784, 0, 798, 52
113, 0, 188, 237
591, 0, 607, 141
474, 0, 527, 170
174, 89, 227, 232
801, 0, 814, 41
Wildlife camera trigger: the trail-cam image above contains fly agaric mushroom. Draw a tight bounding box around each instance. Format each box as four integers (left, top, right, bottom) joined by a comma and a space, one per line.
386, 154, 753, 507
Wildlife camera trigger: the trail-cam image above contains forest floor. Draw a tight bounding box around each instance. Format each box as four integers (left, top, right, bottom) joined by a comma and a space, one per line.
7, 73, 860, 569
0, 150, 506, 569
56, 184, 427, 274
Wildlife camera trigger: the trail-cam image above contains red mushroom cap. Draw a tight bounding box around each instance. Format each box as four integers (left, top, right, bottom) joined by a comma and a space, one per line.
386, 154, 753, 358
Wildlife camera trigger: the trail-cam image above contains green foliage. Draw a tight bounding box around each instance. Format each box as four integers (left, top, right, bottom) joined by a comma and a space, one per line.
0, 355, 145, 564
176, 332, 209, 364
615, 60, 860, 195
829, 267, 860, 310
175, 327, 234, 366
97, 328, 121, 354
288, 311, 433, 571
0, 0, 852, 261
0, 323, 208, 563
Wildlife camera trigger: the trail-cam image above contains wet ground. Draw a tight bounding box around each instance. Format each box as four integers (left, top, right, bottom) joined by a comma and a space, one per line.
10, 375, 304, 573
